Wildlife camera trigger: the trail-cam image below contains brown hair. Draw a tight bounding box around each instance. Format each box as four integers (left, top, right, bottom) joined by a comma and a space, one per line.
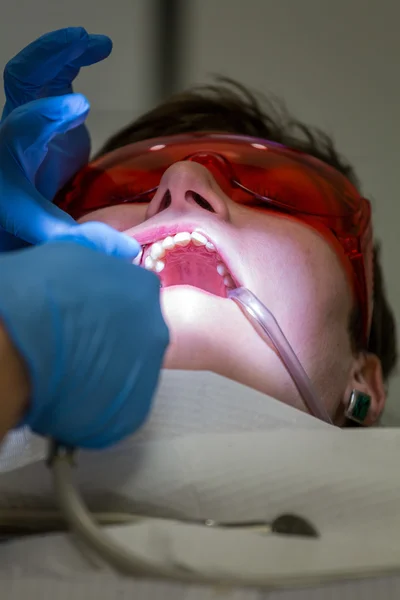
96, 78, 397, 383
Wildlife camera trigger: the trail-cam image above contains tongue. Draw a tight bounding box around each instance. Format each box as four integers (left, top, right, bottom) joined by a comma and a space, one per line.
160, 246, 227, 297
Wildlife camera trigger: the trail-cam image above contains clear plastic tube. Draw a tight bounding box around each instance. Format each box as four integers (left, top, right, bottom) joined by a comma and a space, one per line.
227, 287, 333, 425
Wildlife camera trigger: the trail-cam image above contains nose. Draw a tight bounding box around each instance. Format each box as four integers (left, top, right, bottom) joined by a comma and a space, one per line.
145, 161, 231, 221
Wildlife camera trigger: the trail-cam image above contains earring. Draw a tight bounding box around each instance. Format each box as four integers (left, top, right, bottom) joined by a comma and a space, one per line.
345, 389, 371, 424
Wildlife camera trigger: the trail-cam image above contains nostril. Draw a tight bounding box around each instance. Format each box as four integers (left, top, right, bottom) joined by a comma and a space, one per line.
186, 191, 216, 213
159, 190, 172, 211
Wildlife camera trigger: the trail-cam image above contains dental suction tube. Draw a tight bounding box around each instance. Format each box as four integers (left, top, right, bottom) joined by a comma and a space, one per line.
228, 288, 333, 425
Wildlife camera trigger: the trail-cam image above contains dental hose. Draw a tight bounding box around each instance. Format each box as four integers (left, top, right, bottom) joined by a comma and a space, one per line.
227, 288, 332, 425
49, 286, 332, 580
51, 445, 190, 580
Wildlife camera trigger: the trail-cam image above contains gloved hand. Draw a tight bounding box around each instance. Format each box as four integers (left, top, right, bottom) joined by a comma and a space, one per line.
2, 27, 111, 200
1, 27, 112, 250
0, 240, 169, 449
0, 94, 140, 259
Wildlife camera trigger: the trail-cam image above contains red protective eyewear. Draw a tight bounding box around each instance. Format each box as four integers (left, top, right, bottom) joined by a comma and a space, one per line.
55, 132, 373, 344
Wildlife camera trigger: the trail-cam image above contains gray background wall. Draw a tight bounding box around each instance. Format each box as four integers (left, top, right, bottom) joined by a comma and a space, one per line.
0, 0, 399, 424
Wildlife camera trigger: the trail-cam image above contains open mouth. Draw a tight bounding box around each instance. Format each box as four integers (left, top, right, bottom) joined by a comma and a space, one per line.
135, 230, 238, 297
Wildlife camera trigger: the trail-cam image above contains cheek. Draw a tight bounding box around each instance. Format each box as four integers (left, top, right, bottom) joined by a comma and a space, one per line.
242, 217, 355, 412
235, 211, 353, 355
77, 205, 148, 229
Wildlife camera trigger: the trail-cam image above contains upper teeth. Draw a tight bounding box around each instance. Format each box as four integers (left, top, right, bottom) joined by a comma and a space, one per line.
138, 230, 235, 289
163, 236, 175, 250
173, 231, 191, 247
191, 231, 208, 246
150, 242, 165, 260
148, 230, 214, 260
132, 249, 143, 266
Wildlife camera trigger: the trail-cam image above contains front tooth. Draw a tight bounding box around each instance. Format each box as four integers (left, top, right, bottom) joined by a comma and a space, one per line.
144, 255, 155, 270
162, 236, 175, 250
206, 241, 215, 252
132, 249, 143, 266
217, 263, 227, 276
154, 260, 165, 273
150, 241, 165, 260
191, 231, 207, 246
174, 232, 191, 246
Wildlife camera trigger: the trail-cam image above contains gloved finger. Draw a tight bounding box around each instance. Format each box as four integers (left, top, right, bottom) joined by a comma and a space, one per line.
0, 174, 75, 244
44, 34, 112, 94
51, 222, 141, 260
4, 28, 90, 85
0, 94, 139, 257
0, 95, 90, 242
3, 29, 89, 98
0, 169, 139, 255
69, 33, 112, 68
3, 28, 111, 114
1, 94, 89, 179
35, 122, 91, 201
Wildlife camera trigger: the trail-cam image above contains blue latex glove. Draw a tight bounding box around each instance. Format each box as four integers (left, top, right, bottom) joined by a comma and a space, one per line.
1, 27, 112, 249
2, 27, 112, 200
0, 240, 169, 449
0, 95, 140, 259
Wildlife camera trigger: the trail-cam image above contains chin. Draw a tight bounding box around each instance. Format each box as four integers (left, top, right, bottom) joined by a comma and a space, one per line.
160, 285, 236, 370
159, 284, 301, 408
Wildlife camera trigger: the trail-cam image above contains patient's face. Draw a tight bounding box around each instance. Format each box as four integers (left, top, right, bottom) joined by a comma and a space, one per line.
78, 160, 357, 420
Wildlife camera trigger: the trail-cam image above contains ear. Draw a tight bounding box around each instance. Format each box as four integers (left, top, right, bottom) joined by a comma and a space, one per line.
340, 353, 386, 426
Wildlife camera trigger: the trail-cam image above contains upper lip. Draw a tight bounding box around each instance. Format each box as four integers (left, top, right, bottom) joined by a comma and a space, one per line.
124, 219, 241, 286
128, 221, 208, 246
